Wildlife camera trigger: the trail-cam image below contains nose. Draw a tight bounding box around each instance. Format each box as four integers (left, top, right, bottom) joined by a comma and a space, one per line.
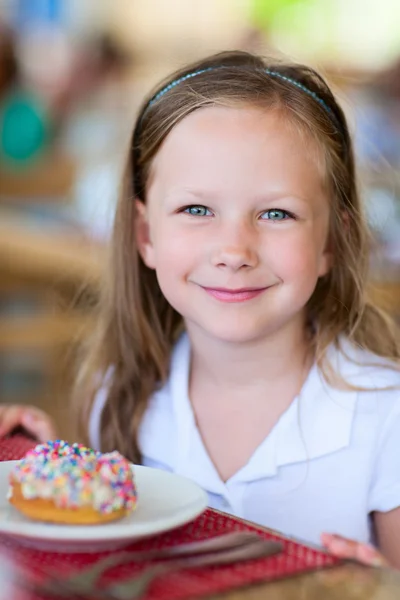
211, 219, 258, 271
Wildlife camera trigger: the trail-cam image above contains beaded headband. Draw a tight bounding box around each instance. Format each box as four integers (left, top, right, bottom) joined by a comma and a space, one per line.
147, 66, 339, 128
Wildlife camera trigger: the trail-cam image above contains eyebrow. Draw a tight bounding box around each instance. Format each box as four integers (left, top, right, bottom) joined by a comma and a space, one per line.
254, 192, 312, 205
162, 185, 320, 208
164, 188, 215, 203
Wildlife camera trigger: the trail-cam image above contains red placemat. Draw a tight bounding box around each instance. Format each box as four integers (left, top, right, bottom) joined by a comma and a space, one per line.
0, 436, 341, 599
2, 510, 341, 600
0, 434, 37, 461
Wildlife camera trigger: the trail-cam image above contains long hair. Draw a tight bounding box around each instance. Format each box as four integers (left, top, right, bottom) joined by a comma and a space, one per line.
76, 50, 400, 462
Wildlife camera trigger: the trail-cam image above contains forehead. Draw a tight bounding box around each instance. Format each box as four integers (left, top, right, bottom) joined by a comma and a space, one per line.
147, 105, 327, 201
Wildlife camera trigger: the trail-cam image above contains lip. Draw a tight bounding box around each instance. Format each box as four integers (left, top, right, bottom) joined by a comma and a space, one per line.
201, 286, 268, 303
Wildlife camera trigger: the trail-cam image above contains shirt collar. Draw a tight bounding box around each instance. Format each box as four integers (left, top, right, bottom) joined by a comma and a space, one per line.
140, 333, 358, 488
231, 339, 360, 483
232, 365, 358, 483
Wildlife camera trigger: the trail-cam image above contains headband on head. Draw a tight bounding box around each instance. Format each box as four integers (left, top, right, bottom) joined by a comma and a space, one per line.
145, 65, 340, 130
133, 65, 344, 198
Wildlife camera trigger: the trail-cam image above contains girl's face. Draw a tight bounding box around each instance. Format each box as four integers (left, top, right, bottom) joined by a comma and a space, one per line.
137, 105, 332, 345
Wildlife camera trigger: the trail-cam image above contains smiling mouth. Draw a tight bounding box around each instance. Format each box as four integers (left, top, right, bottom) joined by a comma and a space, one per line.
201, 286, 268, 303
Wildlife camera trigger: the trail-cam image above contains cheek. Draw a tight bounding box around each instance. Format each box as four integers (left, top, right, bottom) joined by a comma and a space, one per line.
151, 232, 195, 314
151, 224, 197, 276
269, 232, 325, 280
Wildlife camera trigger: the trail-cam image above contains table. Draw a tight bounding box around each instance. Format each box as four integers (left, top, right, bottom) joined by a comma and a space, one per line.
2, 437, 400, 599
227, 559, 400, 599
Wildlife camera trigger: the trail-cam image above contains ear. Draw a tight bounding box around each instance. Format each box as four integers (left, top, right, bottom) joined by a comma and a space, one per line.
318, 248, 333, 278
135, 200, 156, 269
318, 209, 348, 277
318, 229, 334, 278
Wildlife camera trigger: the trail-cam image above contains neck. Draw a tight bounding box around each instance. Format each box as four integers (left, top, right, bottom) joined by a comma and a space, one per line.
186, 317, 312, 390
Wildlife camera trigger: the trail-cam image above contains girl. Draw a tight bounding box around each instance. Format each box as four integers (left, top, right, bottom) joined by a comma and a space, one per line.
1, 50, 400, 567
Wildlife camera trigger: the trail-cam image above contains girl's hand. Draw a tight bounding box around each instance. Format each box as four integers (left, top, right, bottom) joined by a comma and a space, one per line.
321, 533, 388, 567
0, 405, 57, 442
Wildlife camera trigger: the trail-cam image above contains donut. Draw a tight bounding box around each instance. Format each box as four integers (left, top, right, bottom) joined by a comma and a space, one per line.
8, 440, 137, 524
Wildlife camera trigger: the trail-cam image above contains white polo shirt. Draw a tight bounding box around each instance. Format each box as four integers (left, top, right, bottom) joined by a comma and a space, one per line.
89, 334, 400, 546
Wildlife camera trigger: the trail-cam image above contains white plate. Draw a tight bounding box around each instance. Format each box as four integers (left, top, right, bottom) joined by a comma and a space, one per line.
0, 461, 208, 552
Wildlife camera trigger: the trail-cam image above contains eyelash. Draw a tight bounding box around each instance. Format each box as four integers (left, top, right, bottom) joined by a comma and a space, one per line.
181, 205, 295, 221
182, 205, 212, 217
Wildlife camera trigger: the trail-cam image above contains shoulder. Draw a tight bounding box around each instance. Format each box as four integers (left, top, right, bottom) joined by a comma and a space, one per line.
331, 337, 400, 388
88, 333, 190, 452
329, 337, 400, 422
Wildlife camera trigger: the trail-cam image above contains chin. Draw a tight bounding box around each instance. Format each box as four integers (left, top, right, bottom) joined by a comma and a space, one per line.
186, 307, 306, 345
191, 318, 274, 345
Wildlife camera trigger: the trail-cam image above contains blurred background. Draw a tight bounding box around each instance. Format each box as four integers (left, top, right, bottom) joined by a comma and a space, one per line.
1, 0, 400, 440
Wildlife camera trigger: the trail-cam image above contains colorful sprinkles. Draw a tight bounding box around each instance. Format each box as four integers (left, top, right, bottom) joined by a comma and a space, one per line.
10, 440, 137, 514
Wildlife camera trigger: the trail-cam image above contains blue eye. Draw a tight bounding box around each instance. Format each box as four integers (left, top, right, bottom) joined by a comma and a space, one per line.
260, 209, 291, 221
184, 205, 212, 217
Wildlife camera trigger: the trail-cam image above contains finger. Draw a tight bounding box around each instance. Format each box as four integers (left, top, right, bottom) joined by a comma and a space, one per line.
21, 413, 57, 443
330, 538, 358, 559
321, 532, 334, 547
0, 407, 25, 437
322, 532, 355, 545
321, 533, 358, 559
356, 543, 388, 567
32, 419, 57, 443
322, 533, 387, 567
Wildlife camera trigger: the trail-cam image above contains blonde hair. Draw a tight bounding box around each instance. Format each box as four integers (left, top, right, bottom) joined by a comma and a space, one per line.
76, 50, 400, 462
